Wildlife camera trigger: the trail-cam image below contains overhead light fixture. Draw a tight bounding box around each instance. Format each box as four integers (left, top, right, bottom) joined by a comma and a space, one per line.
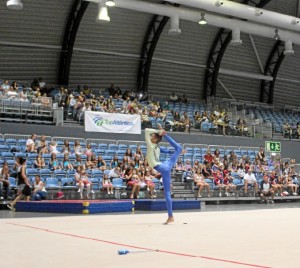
105, 0, 115, 7
198, 12, 207, 25
168, 15, 181, 35
215, 1, 224, 7
284, 40, 294, 55
230, 29, 242, 46
96, 3, 110, 22
7, 0, 23, 10
274, 28, 280, 40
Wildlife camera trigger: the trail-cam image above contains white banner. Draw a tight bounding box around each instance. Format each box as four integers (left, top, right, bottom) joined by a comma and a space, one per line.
85, 111, 141, 134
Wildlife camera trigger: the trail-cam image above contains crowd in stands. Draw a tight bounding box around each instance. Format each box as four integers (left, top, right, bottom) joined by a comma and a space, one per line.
2, 78, 300, 138
1, 134, 299, 205
174, 146, 299, 203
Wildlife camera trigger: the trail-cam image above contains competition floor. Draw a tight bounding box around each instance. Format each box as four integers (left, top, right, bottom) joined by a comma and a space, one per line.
1, 203, 300, 268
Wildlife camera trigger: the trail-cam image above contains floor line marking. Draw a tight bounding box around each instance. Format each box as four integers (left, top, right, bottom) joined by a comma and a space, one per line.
7, 222, 272, 268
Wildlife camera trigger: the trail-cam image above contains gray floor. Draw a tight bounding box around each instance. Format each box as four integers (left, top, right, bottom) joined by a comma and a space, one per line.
2, 201, 300, 219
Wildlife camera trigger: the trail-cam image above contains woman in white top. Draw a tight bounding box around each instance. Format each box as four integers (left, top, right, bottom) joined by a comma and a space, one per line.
32, 175, 47, 200
193, 168, 211, 198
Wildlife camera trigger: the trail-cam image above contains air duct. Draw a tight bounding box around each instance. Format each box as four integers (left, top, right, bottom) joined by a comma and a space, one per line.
85, 0, 300, 46
167, 0, 300, 33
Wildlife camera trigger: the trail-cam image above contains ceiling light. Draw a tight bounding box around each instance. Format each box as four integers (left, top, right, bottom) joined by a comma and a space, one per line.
96, 4, 110, 22
198, 12, 207, 25
105, 0, 115, 7
274, 28, 280, 40
7, 0, 23, 10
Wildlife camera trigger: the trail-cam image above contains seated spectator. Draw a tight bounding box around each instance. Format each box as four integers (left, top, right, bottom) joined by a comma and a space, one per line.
286, 173, 298, 195
84, 143, 93, 157
102, 173, 114, 195
213, 170, 226, 197
169, 91, 178, 103
144, 170, 156, 198
132, 155, 140, 169
86, 155, 96, 170
204, 149, 213, 164
259, 175, 274, 204
32, 175, 47, 201
73, 154, 84, 170
50, 141, 59, 154
283, 122, 292, 139
134, 145, 144, 160
62, 154, 73, 170
96, 156, 107, 171
36, 135, 48, 154
110, 155, 120, 169
61, 140, 71, 154
49, 153, 61, 170
244, 169, 258, 196
129, 168, 141, 199
34, 154, 46, 169
19, 87, 28, 101
257, 146, 266, 163
77, 168, 92, 199
175, 159, 186, 173
0, 79, 10, 94
269, 170, 283, 196
0, 161, 10, 200
108, 167, 121, 180
141, 109, 151, 128
180, 94, 187, 103
222, 171, 236, 196
193, 168, 210, 198
26, 134, 37, 152
74, 140, 83, 155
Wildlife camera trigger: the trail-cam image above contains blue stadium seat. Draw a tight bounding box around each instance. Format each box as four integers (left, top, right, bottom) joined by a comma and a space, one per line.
2, 152, 14, 161
26, 168, 39, 179
54, 169, 66, 180
0, 145, 10, 154
61, 177, 76, 190
45, 178, 59, 190
8, 177, 17, 189
98, 143, 108, 150
5, 138, 17, 147
39, 169, 52, 180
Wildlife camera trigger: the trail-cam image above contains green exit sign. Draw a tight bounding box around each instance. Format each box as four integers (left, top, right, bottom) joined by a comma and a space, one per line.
265, 141, 281, 153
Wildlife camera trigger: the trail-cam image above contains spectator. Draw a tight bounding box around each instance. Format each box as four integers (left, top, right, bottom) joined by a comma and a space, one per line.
108, 166, 121, 180
102, 173, 114, 195
144, 170, 156, 198
73, 154, 84, 170
259, 175, 275, 204
26, 134, 37, 152
61, 140, 71, 155
257, 146, 266, 163
49, 153, 60, 170
36, 135, 48, 154
193, 168, 210, 198
169, 91, 178, 103
96, 156, 107, 171
84, 144, 93, 157
74, 140, 83, 155
32, 175, 47, 201
223, 171, 236, 196
244, 169, 258, 196
77, 168, 92, 199
286, 173, 298, 195
129, 168, 141, 199
110, 155, 120, 169
86, 155, 96, 170
213, 170, 226, 197
62, 154, 73, 170
0, 161, 10, 200
50, 141, 59, 154
34, 154, 46, 169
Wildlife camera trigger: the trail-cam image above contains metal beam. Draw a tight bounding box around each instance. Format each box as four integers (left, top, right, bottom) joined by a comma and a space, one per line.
137, 1, 180, 92
58, 0, 89, 86
260, 41, 285, 104
203, 0, 272, 100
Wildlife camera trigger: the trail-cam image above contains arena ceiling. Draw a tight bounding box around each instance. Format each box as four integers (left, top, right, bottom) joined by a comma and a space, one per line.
1, 0, 300, 106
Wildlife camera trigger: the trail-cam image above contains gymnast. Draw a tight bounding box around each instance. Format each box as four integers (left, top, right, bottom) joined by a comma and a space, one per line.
145, 125, 185, 224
